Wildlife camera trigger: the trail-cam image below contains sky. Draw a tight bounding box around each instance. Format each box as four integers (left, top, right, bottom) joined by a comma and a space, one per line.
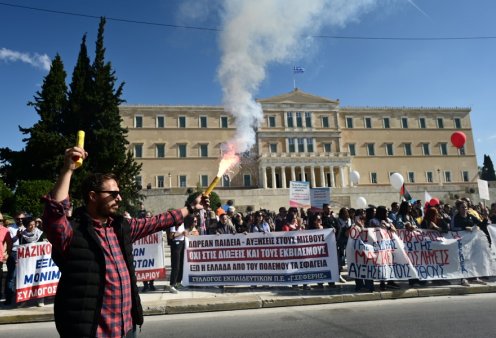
1, 0, 496, 165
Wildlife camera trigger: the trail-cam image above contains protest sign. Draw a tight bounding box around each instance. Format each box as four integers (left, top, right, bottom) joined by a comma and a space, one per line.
182, 229, 339, 286
16, 242, 60, 302
289, 181, 310, 209
310, 187, 331, 211
477, 179, 490, 201
346, 227, 496, 280
132, 232, 166, 281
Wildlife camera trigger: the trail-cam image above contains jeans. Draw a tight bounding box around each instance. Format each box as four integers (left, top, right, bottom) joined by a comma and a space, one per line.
4, 251, 17, 304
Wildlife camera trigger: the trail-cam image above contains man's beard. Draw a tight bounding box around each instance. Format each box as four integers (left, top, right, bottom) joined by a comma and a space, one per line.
97, 203, 119, 218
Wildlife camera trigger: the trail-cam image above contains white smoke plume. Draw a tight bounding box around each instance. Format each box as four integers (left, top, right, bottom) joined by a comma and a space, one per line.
217, 0, 380, 154
0, 47, 51, 71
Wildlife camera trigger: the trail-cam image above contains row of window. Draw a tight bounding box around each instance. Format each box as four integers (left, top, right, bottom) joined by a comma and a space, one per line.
369, 171, 470, 184
135, 174, 253, 189
134, 115, 230, 129
345, 116, 462, 129
348, 142, 465, 157
133, 143, 209, 158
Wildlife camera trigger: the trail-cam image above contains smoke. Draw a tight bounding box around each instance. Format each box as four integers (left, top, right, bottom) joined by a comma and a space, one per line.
0, 48, 51, 71
217, 0, 380, 154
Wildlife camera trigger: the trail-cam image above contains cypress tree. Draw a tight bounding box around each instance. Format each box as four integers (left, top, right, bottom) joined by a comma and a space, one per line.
481, 154, 496, 181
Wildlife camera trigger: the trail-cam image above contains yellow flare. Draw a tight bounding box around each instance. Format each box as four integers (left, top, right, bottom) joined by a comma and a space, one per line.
203, 176, 221, 196
74, 130, 85, 169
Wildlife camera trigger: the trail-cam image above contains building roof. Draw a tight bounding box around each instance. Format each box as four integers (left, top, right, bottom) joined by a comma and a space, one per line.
257, 88, 339, 105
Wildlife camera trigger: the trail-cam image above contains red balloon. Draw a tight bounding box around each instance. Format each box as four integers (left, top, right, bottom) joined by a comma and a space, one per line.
429, 198, 440, 207
450, 131, 466, 149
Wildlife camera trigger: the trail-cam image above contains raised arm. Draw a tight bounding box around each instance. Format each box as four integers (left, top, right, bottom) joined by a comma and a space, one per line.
52, 147, 87, 202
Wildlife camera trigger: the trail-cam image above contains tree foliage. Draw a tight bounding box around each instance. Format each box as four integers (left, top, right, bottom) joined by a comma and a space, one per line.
14, 180, 53, 217
0, 17, 142, 213
481, 154, 496, 181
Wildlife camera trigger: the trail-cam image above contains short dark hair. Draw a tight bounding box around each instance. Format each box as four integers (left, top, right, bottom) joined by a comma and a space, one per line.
81, 173, 118, 205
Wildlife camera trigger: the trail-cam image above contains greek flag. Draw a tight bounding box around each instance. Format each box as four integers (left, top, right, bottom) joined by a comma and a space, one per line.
293, 66, 305, 74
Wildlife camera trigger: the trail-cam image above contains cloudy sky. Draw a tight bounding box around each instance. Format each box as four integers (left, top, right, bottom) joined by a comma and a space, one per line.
1, 0, 495, 164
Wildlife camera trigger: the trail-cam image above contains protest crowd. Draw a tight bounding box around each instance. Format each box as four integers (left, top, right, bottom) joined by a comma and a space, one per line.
1, 195, 495, 306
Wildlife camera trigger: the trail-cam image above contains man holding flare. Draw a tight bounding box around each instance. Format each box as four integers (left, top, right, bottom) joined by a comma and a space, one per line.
42, 133, 208, 338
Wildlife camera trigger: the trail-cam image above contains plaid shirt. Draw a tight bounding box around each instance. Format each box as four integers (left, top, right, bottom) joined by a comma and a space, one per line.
43, 196, 183, 337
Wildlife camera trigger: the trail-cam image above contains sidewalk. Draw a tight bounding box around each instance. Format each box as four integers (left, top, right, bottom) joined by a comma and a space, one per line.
1, 278, 495, 325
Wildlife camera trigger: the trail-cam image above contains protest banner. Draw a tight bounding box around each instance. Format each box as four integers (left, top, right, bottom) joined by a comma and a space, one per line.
16, 242, 60, 303
477, 179, 490, 201
346, 227, 496, 281
310, 187, 331, 211
132, 231, 166, 281
289, 181, 310, 209
182, 229, 339, 286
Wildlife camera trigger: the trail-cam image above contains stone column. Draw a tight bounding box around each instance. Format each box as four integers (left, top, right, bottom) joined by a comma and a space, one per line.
291, 166, 296, 182
262, 167, 268, 189
310, 166, 316, 188
339, 166, 345, 187
329, 166, 335, 187
281, 166, 287, 188
320, 165, 325, 187
300, 166, 306, 182
271, 166, 277, 189
348, 165, 353, 187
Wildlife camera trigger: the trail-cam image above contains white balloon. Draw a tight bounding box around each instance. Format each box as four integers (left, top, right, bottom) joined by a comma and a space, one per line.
350, 170, 360, 184
356, 196, 367, 209
389, 173, 404, 190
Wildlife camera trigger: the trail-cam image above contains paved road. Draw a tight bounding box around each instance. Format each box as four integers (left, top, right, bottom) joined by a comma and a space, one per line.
2, 293, 495, 337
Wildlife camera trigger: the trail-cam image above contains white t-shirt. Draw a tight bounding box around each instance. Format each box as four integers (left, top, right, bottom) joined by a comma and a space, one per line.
170, 223, 185, 241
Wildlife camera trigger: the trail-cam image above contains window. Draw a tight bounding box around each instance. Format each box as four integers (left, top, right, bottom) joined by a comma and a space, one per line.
269, 143, 277, 153
157, 175, 165, 188
404, 143, 412, 156
298, 138, 305, 152
134, 144, 143, 158
401, 117, 408, 128
367, 143, 375, 156
323, 143, 332, 153
346, 117, 354, 128
268, 115, 276, 128
201, 175, 209, 187
243, 174, 251, 187
364, 117, 372, 129
305, 112, 312, 127
179, 175, 187, 187
440, 143, 448, 156
437, 118, 444, 129
322, 116, 329, 128
383, 117, 390, 129
307, 138, 314, 152
135, 176, 142, 189
156, 144, 165, 158
156, 116, 165, 128
454, 118, 462, 129
385, 143, 394, 156
296, 112, 303, 127
462, 171, 469, 182
419, 117, 426, 129
287, 112, 294, 127
426, 171, 433, 183
407, 172, 415, 183
222, 174, 230, 187
199, 144, 208, 157
349, 143, 356, 156
458, 146, 466, 156
370, 172, 378, 184
421, 143, 430, 156
178, 116, 186, 128
200, 116, 208, 128
288, 138, 295, 153
220, 116, 228, 128
178, 144, 187, 158
444, 171, 451, 183
134, 116, 143, 128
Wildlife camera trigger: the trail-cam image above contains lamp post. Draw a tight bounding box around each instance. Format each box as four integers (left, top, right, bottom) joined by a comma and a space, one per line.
437, 168, 442, 186
168, 172, 172, 188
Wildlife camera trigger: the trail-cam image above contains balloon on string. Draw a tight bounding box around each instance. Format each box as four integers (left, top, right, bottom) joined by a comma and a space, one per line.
450, 131, 466, 149
356, 196, 368, 209
350, 170, 360, 184
389, 173, 404, 190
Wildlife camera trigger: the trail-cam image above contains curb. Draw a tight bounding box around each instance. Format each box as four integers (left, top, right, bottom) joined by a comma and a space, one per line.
0, 285, 495, 325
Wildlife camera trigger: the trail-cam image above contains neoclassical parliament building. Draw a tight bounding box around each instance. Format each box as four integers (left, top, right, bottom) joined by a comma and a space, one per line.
119, 89, 479, 211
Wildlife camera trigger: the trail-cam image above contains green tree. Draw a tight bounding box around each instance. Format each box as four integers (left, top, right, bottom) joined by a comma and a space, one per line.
0, 179, 14, 213
481, 154, 496, 181
14, 180, 53, 217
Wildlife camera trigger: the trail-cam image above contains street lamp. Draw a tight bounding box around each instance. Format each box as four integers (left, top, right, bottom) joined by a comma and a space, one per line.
168, 172, 172, 188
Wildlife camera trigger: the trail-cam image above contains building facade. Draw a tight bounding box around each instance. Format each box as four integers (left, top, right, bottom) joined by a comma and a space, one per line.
120, 89, 478, 211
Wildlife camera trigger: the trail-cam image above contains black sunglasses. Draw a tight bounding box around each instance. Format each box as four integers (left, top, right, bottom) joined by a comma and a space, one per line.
95, 191, 121, 199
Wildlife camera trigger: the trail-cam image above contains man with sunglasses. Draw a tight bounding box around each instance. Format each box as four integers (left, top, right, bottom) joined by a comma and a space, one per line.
42, 146, 207, 337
